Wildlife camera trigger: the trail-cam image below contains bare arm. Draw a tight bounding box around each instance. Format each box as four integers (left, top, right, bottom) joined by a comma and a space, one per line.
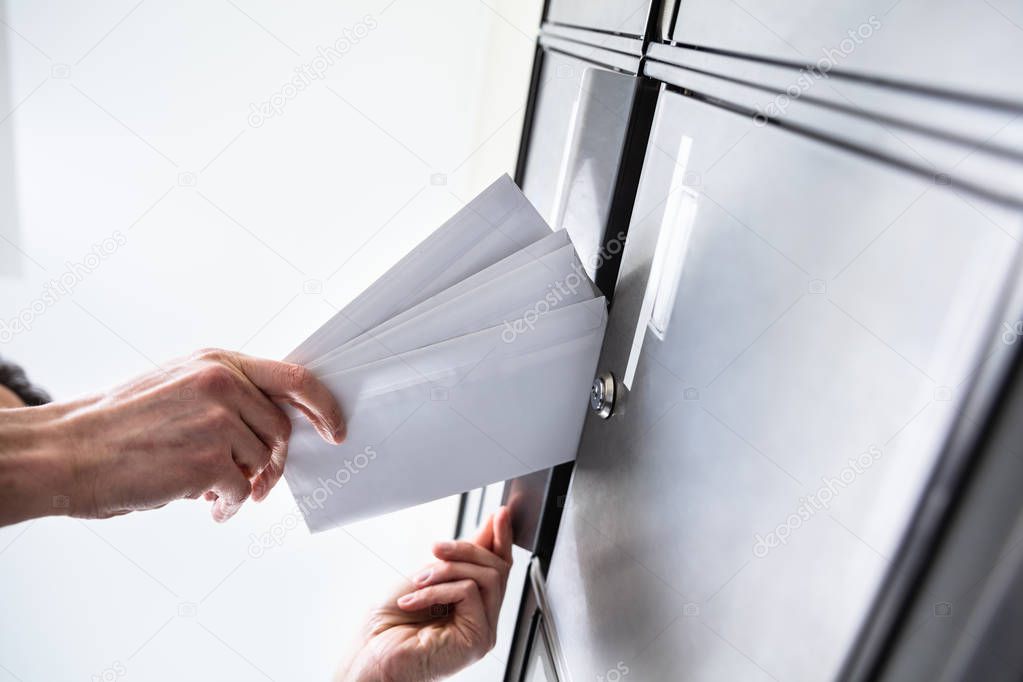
0, 348, 344, 527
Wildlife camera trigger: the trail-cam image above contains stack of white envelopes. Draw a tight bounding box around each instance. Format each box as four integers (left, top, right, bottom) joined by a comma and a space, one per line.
284, 175, 608, 532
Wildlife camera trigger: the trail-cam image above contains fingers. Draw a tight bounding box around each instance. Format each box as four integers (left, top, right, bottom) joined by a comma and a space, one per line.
180, 349, 344, 520
472, 512, 495, 551
396, 579, 489, 638
228, 352, 345, 444
413, 560, 503, 624
225, 414, 273, 480
250, 451, 285, 502
409, 512, 514, 627
210, 464, 252, 522
471, 507, 512, 561
396, 577, 482, 610
433, 539, 509, 577
232, 383, 293, 501
492, 506, 513, 563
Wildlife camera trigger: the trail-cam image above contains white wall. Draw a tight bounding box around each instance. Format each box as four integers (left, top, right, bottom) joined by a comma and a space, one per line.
0, 1, 540, 680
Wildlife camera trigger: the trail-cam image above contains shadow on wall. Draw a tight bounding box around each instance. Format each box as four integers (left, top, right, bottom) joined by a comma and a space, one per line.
0, 0, 23, 276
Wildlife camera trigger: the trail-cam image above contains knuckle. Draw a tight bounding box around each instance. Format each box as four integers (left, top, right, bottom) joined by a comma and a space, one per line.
193, 347, 227, 362
193, 364, 237, 396
236, 483, 253, 502
205, 405, 236, 431
263, 457, 283, 479
272, 408, 293, 441
253, 443, 273, 467
218, 477, 249, 503
280, 363, 311, 393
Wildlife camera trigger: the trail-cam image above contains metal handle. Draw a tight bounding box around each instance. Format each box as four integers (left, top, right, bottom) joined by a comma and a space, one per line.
590, 371, 616, 419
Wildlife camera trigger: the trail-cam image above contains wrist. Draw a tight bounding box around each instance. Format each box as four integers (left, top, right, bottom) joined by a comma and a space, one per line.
336, 647, 434, 682
0, 400, 93, 525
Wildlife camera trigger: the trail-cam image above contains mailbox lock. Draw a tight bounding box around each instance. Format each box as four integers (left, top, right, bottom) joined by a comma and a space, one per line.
590, 371, 616, 419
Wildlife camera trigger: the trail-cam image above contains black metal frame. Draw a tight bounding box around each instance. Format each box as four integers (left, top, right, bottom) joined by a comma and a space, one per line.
504, 566, 542, 682
499, 9, 664, 679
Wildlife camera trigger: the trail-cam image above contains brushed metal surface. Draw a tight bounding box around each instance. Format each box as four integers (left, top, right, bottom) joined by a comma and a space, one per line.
543, 86, 1023, 681
521, 50, 638, 276
643, 59, 1023, 209
546, 0, 652, 38
671, 0, 1023, 107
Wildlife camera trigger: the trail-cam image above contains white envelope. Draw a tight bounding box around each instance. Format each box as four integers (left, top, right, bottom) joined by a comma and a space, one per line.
287, 175, 551, 366
285, 297, 607, 531
283, 176, 608, 531
309, 242, 600, 375
307, 229, 573, 371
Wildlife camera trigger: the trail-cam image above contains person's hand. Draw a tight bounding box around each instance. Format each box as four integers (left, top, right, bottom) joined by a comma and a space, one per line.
49, 348, 343, 521
337, 507, 514, 682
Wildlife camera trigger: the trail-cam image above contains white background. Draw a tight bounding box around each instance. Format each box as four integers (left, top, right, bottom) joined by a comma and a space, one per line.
0, 1, 540, 680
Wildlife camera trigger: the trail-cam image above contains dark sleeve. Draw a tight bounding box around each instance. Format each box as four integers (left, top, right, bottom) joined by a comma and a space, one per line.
0, 356, 51, 406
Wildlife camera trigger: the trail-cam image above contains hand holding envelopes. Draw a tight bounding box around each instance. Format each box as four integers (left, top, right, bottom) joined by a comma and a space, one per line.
284, 176, 608, 532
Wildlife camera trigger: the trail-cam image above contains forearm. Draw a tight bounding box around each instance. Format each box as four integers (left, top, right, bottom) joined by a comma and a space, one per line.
0, 400, 90, 526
